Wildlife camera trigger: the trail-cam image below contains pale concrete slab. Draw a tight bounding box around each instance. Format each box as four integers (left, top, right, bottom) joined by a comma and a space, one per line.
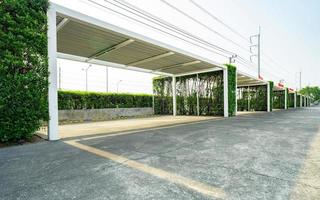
38, 115, 221, 139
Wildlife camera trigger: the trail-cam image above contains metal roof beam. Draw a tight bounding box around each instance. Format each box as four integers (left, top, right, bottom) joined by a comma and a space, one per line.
175, 67, 222, 77
87, 39, 135, 61
57, 18, 69, 32
155, 60, 201, 72
127, 52, 174, 66
57, 52, 172, 76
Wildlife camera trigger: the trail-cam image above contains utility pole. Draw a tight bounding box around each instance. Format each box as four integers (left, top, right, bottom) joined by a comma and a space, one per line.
250, 26, 261, 79
299, 71, 302, 91
229, 54, 237, 64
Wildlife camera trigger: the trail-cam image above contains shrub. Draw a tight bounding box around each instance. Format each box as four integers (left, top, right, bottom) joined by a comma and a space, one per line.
0, 0, 49, 142
58, 90, 153, 110
225, 64, 236, 116
269, 81, 274, 111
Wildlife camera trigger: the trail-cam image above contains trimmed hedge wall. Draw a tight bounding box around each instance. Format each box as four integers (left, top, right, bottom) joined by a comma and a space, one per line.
0, 0, 49, 142
269, 81, 274, 111
288, 93, 295, 108
152, 70, 224, 116
153, 76, 173, 115
237, 85, 267, 111
58, 90, 153, 110
297, 94, 301, 107
226, 64, 236, 116
273, 90, 285, 109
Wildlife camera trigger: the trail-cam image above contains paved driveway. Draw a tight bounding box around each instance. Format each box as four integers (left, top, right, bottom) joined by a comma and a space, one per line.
1, 107, 320, 200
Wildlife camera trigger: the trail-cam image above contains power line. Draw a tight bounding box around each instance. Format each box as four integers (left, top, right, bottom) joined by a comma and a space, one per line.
188, 0, 251, 43
86, 0, 230, 58
85, 0, 291, 86
112, 0, 235, 56
160, 0, 251, 54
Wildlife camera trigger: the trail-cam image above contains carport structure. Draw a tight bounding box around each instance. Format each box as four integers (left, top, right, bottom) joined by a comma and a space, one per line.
236, 72, 271, 113
47, 3, 229, 140
288, 89, 297, 108
273, 85, 288, 110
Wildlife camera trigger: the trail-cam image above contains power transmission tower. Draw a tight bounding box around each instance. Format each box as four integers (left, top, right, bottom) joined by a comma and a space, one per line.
250, 26, 261, 79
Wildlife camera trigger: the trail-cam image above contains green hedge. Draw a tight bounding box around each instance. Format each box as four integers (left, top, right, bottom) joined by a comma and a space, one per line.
152, 70, 224, 116
273, 90, 285, 109
0, 0, 49, 142
226, 64, 236, 116
288, 92, 295, 108
153, 76, 173, 115
58, 90, 153, 110
237, 85, 267, 111
269, 81, 274, 111
297, 94, 301, 107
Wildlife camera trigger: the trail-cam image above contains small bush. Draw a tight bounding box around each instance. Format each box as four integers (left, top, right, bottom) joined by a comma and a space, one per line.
58, 90, 153, 110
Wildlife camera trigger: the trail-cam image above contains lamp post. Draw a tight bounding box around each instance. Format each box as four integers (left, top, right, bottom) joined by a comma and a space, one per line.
82, 64, 92, 92
116, 80, 122, 93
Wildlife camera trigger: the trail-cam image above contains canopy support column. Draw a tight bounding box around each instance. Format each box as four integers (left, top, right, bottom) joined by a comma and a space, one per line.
223, 68, 229, 117
196, 74, 200, 116
267, 83, 271, 112
294, 92, 297, 108
47, 5, 59, 141
172, 76, 177, 116
284, 89, 288, 109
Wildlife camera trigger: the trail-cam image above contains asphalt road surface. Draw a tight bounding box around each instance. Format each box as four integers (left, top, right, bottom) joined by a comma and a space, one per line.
1, 107, 319, 200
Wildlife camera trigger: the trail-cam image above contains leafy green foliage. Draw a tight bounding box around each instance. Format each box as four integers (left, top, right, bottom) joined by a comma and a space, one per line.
152, 70, 224, 116
269, 81, 274, 111
153, 77, 173, 114
300, 86, 320, 102
288, 93, 295, 107
199, 71, 224, 116
273, 90, 285, 109
226, 64, 236, 116
237, 85, 267, 111
297, 94, 301, 107
58, 90, 153, 110
0, 0, 49, 142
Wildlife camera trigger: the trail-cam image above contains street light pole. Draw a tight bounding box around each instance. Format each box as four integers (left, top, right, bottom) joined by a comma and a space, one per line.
116, 80, 122, 93
82, 64, 92, 92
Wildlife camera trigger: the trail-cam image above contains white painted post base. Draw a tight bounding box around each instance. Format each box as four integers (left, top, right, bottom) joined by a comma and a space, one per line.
267, 83, 271, 112
47, 4, 59, 141
223, 68, 229, 117
284, 89, 288, 109
172, 76, 177, 116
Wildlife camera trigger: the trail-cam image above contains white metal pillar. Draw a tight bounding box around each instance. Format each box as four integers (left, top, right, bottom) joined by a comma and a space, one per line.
235, 70, 238, 115
196, 74, 200, 116
284, 89, 288, 109
294, 92, 297, 108
172, 76, 177, 116
267, 83, 271, 112
300, 95, 303, 107
223, 68, 229, 117
47, 5, 59, 141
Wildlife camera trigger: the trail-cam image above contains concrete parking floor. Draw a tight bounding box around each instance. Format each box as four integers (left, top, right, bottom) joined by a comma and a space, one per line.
37, 115, 221, 140
1, 107, 320, 199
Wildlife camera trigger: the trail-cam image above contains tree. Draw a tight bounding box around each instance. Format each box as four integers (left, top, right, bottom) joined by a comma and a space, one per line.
300, 86, 320, 102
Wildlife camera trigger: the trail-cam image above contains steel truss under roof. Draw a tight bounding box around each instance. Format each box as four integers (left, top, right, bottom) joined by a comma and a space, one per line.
237, 72, 267, 87
55, 5, 226, 77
